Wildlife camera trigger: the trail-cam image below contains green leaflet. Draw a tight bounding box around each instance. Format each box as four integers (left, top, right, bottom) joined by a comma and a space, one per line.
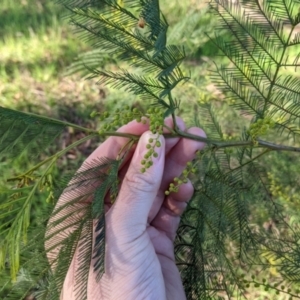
92, 159, 120, 281
210, 0, 300, 139
0, 107, 65, 160
63, 0, 187, 112
1, 157, 121, 299
0, 159, 57, 282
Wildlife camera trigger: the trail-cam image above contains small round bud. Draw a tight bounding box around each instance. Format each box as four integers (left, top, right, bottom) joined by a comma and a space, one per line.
155, 141, 161, 147
141, 168, 146, 173
148, 138, 154, 143
153, 152, 158, 158
165, 191, 170, 195
90, 111, 97, 118
141, 160, 146, 165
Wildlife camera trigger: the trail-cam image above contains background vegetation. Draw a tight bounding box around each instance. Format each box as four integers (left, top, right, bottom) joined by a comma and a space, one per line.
0, 0, 299, 299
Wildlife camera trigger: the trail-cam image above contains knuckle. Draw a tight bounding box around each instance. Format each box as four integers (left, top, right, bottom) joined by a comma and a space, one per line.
123, 169, 157, 194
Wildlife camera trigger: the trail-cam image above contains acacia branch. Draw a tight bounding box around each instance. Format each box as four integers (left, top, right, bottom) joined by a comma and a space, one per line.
167, 129, 300, 153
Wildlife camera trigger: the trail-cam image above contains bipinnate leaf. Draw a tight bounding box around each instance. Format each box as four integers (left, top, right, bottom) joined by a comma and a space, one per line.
0, 107, 65, 160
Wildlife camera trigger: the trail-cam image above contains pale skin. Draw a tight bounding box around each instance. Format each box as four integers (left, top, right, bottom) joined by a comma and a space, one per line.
46, 117, 206, 300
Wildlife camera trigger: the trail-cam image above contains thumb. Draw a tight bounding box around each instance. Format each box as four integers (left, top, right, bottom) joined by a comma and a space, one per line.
110, 131, 165, 235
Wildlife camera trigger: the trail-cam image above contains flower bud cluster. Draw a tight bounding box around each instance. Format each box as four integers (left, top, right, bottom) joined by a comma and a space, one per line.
247, 117, 275, 142
91, 106, 144, 134
91, 106, 166, 173
137, 108, 164, 172
236, 273, 298, 299
140, 136, 161, 173
144, 107, 164, 135
91, 106, 165, 136
165, 162, 197, 195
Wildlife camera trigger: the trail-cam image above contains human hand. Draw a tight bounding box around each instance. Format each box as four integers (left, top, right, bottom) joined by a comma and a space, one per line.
47, 117, 206, 300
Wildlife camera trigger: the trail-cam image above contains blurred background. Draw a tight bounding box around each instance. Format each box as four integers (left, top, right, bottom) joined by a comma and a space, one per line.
0, 0, 300, 299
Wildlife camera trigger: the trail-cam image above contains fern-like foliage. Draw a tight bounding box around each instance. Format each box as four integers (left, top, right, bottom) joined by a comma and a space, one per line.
1, 0, 300, 299
175, 0, 300, 298
210, 0, 300, 139
0, 107, 65, 159
60, 0, 187, 114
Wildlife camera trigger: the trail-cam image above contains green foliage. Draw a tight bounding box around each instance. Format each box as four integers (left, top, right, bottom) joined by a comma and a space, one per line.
0, 107, 65, 159
0, 0, 300, 299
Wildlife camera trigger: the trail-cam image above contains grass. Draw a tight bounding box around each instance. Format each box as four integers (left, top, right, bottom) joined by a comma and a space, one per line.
0, 0, 300, 299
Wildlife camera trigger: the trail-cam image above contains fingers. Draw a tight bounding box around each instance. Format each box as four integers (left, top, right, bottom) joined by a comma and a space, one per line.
104, 117, 186, 211
57, 120, 150, 209
107, 131, 165, 241
148, 127, 206, 222
115, 117, 185, 183
150, 127, 207, 240
83, 120, 149, 167
163, 179, 194, 215
47, 121, 151, 265
161, 127, 206, 192
150, 180, 193, 242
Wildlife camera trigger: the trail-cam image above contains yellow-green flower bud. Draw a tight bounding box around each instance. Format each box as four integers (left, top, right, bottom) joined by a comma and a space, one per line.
90, 111, 97, 118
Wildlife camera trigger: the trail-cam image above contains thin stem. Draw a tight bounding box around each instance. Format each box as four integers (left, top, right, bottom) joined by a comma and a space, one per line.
12, 109, 98, 134
163, 123, 176, 134
116, 139, 135, 160
6, 127, 300, 184
225, 149, 271, 176
100, 131, 140, 140
262, 24, 295, 114
165, 130, 300, 153
7, 134, 97, 181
